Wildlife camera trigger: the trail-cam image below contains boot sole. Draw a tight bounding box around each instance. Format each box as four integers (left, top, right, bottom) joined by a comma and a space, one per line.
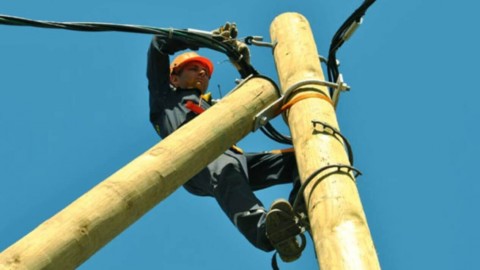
266, 199, 303, 262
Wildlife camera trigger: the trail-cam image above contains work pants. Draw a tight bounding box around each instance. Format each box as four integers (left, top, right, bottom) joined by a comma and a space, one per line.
183, 149, 300, 251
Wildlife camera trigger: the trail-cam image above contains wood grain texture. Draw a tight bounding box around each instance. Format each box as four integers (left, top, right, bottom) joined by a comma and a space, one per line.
270, 12, 380, 270
0, 77, 279, 270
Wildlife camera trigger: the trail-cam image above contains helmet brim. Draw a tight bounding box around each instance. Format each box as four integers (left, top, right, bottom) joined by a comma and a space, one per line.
171, 55, 214, 77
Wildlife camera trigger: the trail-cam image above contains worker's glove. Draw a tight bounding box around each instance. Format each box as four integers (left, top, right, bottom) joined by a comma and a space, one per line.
211, 22, 251, 68
229, 40, 250, 70
211, 22, 238, 40
154, 36, 199, 55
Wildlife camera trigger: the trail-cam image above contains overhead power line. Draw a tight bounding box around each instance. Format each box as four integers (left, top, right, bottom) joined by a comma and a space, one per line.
0, 14, 257, 77
327, 0, 377, 91
0, 0, 377, 146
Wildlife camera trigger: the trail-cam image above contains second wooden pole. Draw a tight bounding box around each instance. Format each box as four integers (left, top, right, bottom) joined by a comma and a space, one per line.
270, 12, 380, 270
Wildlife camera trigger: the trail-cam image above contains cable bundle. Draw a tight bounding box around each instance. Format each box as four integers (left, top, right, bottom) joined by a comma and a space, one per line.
0, 15, 257, 78
327, 0, 376, 92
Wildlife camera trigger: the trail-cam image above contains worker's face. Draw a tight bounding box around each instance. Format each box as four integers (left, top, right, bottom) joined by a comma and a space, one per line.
170, 61, 210, 93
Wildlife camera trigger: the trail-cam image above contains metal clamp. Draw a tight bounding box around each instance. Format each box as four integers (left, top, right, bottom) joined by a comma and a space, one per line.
244, 36, 277, 49
331, 73, 349, 107
236, 75, 281, 131
282, 79, 343, 105
281, 79, 349, 124
253, 95, 284, 131
283, 78, 350, 107
253, 78, 349, 131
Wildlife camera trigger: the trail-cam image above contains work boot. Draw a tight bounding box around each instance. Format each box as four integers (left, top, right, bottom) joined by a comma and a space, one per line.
266, 199, 304, 262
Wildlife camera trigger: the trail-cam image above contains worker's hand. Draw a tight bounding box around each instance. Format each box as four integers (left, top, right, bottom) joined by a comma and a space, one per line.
155, 36, 199, 55
211, 22, 251, 74
211, 22, 238, 40
229, 40, 251, 71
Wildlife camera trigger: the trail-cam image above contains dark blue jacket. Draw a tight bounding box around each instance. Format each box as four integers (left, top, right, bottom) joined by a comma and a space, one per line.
147, 37, 211, 139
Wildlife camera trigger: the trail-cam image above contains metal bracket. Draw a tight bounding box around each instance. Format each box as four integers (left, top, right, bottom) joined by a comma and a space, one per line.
318, 55, 349, 107
244, 36, 277, 49
252, 96, 283, 131
331, 73, 349, 107
282, 78, 348, 104
253, 78, 350, 131
281, 79, 349, 124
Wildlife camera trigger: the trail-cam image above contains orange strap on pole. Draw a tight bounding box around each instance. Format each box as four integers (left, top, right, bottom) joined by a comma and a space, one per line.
280, 92, 334, 113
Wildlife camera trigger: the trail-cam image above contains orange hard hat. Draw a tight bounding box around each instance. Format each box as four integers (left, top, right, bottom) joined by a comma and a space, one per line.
170, 52, 214, 77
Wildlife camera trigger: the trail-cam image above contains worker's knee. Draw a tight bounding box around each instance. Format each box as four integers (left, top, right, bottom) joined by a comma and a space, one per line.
210, 153, 248, 187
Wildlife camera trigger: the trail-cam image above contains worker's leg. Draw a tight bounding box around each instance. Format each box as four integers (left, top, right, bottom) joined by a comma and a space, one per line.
246, 151, 305, 261
245, 151, 301, 204
183, 150, 274, 251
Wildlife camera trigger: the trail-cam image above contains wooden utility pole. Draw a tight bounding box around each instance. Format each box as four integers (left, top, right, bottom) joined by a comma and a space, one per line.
270, 13, 380, 269
0, 77, 279, 270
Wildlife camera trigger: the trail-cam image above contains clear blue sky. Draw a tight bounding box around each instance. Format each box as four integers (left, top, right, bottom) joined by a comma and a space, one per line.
1, 0, 478, 269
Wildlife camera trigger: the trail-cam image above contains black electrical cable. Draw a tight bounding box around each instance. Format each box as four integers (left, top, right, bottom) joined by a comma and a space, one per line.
0, 7, 378, 146
327, 0, 376, 94
260, 0, 377, 145
0, 14, 257, 78
261, 123, 292, 145
0, 14, 293, 144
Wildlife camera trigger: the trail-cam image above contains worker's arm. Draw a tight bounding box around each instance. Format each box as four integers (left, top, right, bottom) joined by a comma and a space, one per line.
146, 36, 202, 138
146, 35, 200, 120
146, 36, 171, 124
147, 37, 170, 92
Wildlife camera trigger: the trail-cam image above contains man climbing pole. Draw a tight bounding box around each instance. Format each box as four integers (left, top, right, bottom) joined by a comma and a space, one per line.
146, 31, 305, 262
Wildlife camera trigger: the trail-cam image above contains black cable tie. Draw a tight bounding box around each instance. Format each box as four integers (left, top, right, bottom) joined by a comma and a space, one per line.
292, 164, 362, 218
311, 120, 354, 165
